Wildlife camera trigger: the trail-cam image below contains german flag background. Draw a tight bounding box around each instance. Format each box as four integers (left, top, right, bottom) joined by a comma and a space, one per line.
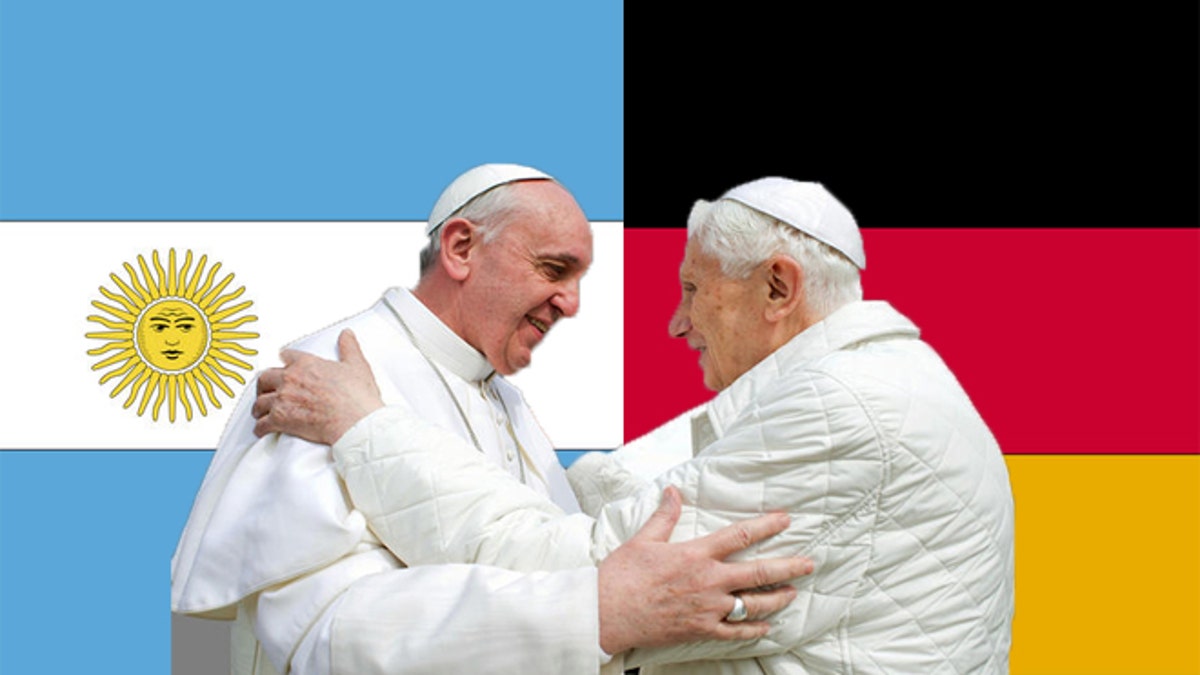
622, 5, 1199, 674
0, 3, 1196, 674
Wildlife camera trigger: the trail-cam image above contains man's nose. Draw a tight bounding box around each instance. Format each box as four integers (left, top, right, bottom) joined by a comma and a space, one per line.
553, 279, 581, 318
668, 303, 690, 338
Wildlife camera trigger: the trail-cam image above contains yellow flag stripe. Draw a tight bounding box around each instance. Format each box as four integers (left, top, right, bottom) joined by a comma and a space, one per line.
1007, 455, 1200, 674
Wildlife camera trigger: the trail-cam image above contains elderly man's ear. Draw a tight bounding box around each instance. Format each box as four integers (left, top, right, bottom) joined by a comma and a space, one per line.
439, 217, 477, 281
763, 255, 805, 323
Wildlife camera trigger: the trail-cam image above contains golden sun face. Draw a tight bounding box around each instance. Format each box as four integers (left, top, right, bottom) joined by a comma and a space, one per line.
86, 249, 259, 422
135, 299, 209, 372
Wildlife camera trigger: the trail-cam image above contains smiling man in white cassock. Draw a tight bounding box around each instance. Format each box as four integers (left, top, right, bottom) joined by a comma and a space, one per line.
171, 164, 814, 675
254, 177, 1017, 673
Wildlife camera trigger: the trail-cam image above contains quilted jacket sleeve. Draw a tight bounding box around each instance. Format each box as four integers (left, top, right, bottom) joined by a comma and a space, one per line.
331, 404, 600, 571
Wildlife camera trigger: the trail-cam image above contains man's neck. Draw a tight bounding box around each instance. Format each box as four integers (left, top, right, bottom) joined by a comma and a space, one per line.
764, 304, 825, 357
412, 275, 467, 343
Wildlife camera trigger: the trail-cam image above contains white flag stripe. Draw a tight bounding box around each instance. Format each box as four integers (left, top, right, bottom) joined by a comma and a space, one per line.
0, 222, 623, 450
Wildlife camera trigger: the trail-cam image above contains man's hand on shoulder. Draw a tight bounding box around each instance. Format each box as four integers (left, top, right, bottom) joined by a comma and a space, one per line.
598, 486, 814, 655
252, 329, 385, 445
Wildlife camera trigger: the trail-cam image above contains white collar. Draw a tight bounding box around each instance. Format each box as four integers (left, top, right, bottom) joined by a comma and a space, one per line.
382, 287, 495, 383
699, 301, 919, 447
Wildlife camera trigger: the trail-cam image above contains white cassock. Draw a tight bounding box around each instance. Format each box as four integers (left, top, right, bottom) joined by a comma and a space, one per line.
171, 287, 606, 675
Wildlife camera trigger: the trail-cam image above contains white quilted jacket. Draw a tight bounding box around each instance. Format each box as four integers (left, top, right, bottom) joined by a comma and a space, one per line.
332, 301, 1015, 674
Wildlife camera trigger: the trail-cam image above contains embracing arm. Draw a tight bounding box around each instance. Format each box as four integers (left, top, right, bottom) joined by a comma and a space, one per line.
252, 330, 814, 656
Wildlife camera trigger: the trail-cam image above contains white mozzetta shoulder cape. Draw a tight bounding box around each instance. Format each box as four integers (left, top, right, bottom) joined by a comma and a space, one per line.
332, 301, 1016, 674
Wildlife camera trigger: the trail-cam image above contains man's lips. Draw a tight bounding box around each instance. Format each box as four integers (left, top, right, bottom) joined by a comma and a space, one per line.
527, 315, 550, 334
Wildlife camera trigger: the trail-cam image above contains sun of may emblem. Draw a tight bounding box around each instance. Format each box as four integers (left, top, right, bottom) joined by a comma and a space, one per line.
86, 249, 260, 422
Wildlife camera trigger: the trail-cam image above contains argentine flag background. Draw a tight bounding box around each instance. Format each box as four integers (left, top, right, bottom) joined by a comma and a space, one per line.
2, 2, 1198, 675
0, 3, 623, 673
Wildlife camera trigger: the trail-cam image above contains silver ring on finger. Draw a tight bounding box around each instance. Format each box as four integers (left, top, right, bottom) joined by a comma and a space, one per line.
725, 595, 748, 623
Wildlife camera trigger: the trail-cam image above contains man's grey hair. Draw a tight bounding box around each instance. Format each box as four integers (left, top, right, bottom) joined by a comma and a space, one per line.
418, 181, 533, 276
687, 198, 863, 319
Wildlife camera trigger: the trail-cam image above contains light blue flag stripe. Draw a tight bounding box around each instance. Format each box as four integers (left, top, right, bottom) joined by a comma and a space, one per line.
0, 2, 623, 673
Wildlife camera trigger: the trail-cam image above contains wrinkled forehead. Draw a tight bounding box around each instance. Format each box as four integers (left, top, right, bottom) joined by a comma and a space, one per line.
678, 238, 724, 280
504, 183, 594, 262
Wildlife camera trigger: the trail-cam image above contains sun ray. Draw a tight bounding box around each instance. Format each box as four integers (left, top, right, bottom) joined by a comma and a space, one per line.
206, 357, 248, 385
211, 340, 257, 356
85, 330, 134, 341
98, 357, 138, 385
135, 255, 157, 297
195, 262, 223, 305
94, 291, 141, 317
90, 305, 138, 326
99, 287, 140, 315
212, 334, 260, 347
184, 254, 207, 298
168, 372, 178, 420
175, 250, 193, 298
122, 367, 152, 408
139, 371, 161, 417
183, 371, 207, 417
110, 270, 148, 308
207, 286, 245, 314
110, 362, 147, 399
181, 383, 193, 421
87, 339, 134, 357
165, 249, 177, 297
192, 369, 221, 409
213, 316, 258, 331
198, 272, 235, 310
145, 372, 166, 415
198, 362, 237, 397
125, 262, 154, 304
151, 251, 168, 299
93, 349, 136, 371
210, 349, 253, 373
87, 315, 132, 331
180, 369, 199, 417
210, 301, 254, 324
139, 254, 163, 300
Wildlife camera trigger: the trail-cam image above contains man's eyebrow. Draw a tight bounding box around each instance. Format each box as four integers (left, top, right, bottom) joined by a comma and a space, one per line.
539, 253, 585, 267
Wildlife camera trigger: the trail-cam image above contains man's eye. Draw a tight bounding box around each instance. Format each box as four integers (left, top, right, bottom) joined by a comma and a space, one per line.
153, 324, 167, 332
541, 263, 566, 280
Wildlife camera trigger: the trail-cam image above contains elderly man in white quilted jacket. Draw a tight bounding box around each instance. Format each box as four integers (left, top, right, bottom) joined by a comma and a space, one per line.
255, 177, 1016, 674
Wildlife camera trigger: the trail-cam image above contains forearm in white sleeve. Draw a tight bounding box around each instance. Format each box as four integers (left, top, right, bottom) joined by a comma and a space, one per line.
565, 451, 648, 518
566, 404, 700, 517
331, 405, 599, 571
288, 564, 606, 675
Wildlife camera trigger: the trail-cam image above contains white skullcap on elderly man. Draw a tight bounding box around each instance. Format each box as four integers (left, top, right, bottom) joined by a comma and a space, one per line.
721, 177, 866, 270
426, 163, 554, 235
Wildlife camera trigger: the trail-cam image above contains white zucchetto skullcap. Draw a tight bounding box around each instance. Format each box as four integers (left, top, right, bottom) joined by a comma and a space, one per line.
426, 163, 554, 235
721, 177, 866, 269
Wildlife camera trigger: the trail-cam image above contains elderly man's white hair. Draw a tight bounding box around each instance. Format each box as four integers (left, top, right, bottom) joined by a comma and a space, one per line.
687, 196, 863, 320
418, 181, 541, 276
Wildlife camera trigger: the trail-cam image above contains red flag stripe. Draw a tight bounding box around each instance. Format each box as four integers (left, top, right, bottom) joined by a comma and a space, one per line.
624, 228, 1200, 454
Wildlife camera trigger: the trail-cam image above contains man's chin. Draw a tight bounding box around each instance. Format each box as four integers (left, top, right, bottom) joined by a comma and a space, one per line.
494, 350, 533, 376
701, 369, 722, 392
